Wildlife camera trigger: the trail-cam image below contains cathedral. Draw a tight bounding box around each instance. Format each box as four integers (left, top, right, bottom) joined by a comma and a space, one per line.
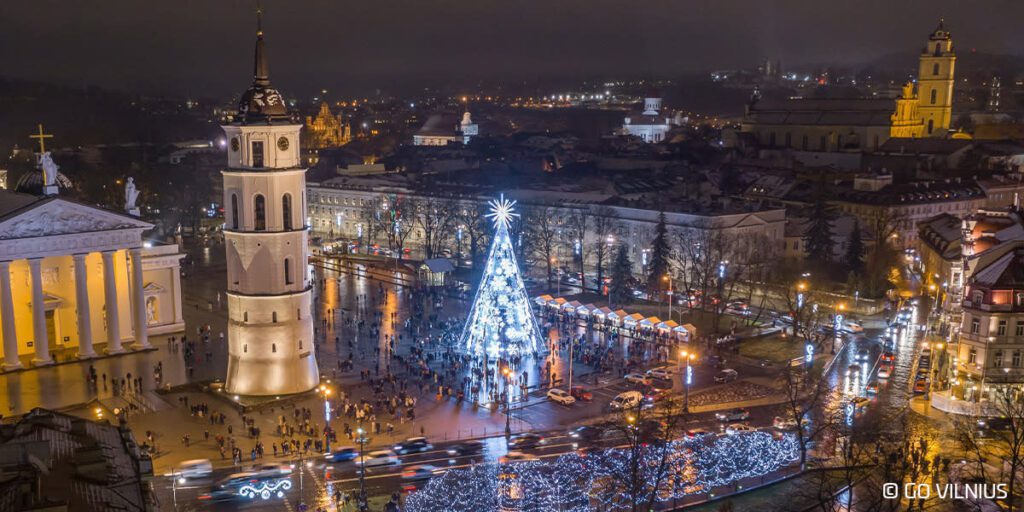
304, 102, 352, 149
740, 20, 955, 153
220, 11, 319, 396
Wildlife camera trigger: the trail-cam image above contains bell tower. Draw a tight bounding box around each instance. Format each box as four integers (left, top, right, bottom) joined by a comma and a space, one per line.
221, 8, 319, 396
917, 19, 955, 136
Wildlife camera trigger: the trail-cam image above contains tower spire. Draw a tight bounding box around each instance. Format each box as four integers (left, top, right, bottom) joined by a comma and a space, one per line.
253, 3, 270, 86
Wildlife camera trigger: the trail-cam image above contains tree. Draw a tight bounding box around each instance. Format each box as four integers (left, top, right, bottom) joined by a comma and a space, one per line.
522, 206, 559, 284
844, 219, 865, 275
608, 244, 634, 307
457, 202, 492, 268
646, 210, 672, 294
591, 206, 619, 292
412, 196, 456, 260
803, 198, 835, 268
954, 387, 1024, 512
566, 208, 589, 288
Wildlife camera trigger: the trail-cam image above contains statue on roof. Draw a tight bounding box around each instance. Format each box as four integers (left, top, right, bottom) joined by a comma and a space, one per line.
39, 152, 58, 188
125, 177, 141, 216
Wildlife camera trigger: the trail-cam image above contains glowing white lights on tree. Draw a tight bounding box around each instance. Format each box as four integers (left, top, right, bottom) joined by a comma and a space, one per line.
405, 432, 800, 511
460, 194, 543, 357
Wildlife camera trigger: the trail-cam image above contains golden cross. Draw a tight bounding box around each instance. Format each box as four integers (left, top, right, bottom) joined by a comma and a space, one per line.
29, 124, 53, 153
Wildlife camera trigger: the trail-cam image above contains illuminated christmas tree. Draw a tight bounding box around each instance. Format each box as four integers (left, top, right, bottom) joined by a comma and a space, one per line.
461, 194, 543, 357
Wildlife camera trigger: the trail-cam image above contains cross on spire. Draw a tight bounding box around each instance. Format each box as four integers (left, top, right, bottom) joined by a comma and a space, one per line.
29, 123, 53, 154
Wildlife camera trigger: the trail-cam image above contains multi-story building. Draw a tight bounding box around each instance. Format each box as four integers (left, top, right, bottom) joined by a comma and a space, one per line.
303, 102, 351, 149
306, 175, 786, 274
954, 239, 1024, 402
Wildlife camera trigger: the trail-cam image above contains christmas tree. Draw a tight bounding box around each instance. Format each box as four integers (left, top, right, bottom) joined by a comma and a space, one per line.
461, 194, 543, 357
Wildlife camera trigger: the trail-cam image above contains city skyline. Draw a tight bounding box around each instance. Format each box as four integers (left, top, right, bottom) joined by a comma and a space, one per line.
2, 0, 1024, 97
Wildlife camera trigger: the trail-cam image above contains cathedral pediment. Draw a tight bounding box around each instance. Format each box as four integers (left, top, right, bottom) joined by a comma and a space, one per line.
0, 195, 153, 240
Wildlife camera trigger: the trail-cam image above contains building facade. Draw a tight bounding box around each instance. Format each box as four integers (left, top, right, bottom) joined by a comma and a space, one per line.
304, 102, 352, 149
621, 96, 673, 143
221, 15, 319, 396
917, 20, 956, 136
0, 191, 184, 368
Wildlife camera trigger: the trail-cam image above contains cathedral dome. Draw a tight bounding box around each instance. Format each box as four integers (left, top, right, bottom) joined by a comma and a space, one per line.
14, 168, 72, 195
234, 11, 293, 125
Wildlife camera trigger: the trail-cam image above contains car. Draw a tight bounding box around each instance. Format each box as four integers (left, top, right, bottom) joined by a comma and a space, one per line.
202, 472, 265, 501
569, 426, 604, 443
569, 386, 593, 401
715, 408, 751, 422
393, 437, 433, 455
507, 433, 545, 450
857, 348, 870, 361
609, 391, 644, 410
686, 428, 712, 438
772, 416, 799, 430
500, 451, 539, 464
877, 365, 892, 379
547, 388, 576, 406
913, 379, 928, 393
625, 373, 651, 385
714, 369, 738, 383
178, 459, 214, 479
850, 396, 870, 410
251, 463, 292, 478
726, 424, 756, 435
325, 447, 358, 463
354, 450, 399, 467
446, 440, 485, 456
402, 464, 443, 481
865, 381, 879, 394
847, 364, 861, 374
842, 321, 864, 333
880, 351, 895, 362
645, 367, 673, 380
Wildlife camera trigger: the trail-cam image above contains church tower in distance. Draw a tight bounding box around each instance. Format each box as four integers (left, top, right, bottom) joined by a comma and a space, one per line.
917, 19, 955, 136
221, 10, 319, 396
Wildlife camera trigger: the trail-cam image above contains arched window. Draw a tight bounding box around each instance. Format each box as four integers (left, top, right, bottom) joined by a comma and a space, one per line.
243, 311, 248, 322
282, 194, 293, 230
231, 194, 239, 230
934, 43, 941, 56
272, 343, 277, 353
930, 89, 937, 105
932, 63, 940, 76
272, 311, 278, 323
284, 258, 294, 285
254, 194, 266, 231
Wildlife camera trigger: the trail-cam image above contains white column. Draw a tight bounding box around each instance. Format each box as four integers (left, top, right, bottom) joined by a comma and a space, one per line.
0, 261, 23, 370
27, 258, 53, 366
102, 250, 124, 354
172, 264, 184, 325
73, 253, 96, 358
129, 248, 150, 349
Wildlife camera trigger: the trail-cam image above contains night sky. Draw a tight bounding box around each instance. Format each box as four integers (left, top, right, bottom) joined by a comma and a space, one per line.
2, 0, 1022, 98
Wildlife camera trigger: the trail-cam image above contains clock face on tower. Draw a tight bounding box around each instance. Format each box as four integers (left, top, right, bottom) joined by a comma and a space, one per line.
277, 136, 290, 151
230, 137, 240, 152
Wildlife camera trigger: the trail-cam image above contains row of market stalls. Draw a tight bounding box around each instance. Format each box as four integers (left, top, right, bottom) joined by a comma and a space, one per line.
534, 295, 697, 341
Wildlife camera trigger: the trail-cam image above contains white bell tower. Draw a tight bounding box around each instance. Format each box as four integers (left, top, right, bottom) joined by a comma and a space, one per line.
221, 9, 319, 396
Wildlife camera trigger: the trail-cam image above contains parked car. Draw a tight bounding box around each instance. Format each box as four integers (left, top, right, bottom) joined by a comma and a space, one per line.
715, 408, 750, 422
508, 433, 545, 450
645, 367, 673, 380
714, 369, 738, 383
401, 464, 443, 481
393, 437, 433, 455
625, 373, 651, 386
772, 416, 799, 430
446, 440, 484, 457
569, 386, 593, 401
609, 391, 643, 411
500, 451, 539, 464
726, 424, 756, 435
850, 396, 871, 410
325, 447, 358, 463
547, 388, 576, 406
913, 379, 928, 393
865, 381, 879, 394
178, 459, 213, 479
355, 450, 400, 467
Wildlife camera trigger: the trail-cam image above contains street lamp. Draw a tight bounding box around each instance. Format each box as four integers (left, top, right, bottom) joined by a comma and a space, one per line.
663, 274, 673, 321
679, 350, 694, 413
319, 385, 333, 452
356, 427, 368, 509
503, 367, 513, 437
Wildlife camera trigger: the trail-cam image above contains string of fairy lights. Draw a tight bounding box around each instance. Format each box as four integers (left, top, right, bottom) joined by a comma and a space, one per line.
404, 431, 800, 511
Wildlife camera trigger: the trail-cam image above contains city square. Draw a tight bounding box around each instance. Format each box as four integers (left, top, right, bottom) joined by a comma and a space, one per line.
2, 2, 1024, 511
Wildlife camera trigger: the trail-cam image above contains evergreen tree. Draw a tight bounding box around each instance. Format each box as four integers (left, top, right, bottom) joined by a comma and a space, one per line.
803, 199, 834, 267
608, 244, 634, 307
646, 210, 672, 292
843, 220, 865, 275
